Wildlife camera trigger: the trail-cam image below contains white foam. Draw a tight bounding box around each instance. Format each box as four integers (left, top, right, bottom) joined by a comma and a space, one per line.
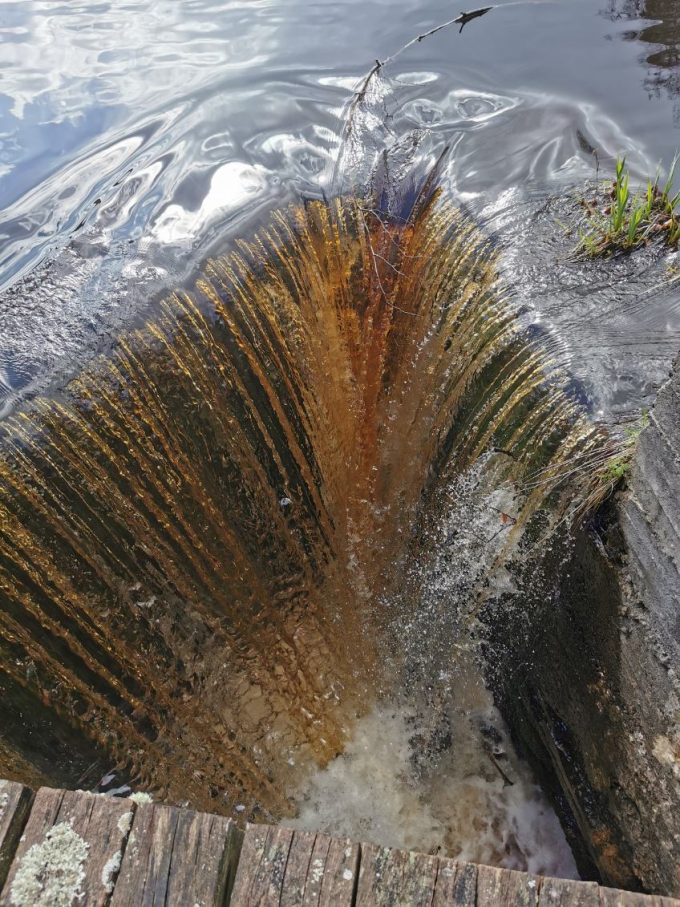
291, 700, 578, 879
291, 463, 578, 880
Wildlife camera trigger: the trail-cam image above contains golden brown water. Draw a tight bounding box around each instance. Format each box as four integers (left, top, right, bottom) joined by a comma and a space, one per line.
0, 191, 609, 820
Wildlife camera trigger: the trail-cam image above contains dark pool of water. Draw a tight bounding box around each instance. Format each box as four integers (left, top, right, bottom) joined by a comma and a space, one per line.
1, 0, 680, 415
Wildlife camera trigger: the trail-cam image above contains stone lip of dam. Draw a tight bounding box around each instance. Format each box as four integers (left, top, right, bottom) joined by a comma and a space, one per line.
1, 776, 676, 906
487, 355, 680, 896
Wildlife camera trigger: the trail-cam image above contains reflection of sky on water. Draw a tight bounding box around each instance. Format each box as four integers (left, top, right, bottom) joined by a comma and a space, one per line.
0, 0, 282, 287
2, 0, 680, 289
1, 0, 680, 417
602, 1, 680, 110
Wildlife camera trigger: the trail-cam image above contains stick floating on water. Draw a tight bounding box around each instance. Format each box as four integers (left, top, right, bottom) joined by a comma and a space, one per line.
344, 6, 494, 138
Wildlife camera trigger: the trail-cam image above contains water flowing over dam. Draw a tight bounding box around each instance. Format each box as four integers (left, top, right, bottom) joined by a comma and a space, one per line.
0, 173, 610, 870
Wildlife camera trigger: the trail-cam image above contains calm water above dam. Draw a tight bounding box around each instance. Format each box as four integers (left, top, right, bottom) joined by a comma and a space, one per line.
2, 0, 680, 416
1, 0, 680, 882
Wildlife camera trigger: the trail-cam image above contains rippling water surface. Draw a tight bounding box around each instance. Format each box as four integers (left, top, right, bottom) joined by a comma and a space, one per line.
2, 0, 680, 415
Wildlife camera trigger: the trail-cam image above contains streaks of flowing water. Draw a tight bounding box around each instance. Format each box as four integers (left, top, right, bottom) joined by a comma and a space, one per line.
0, 191, 607, 822
3, 0, 680, 876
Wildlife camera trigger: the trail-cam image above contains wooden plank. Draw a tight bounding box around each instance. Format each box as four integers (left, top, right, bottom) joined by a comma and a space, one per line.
477, 862, 540, 906
355, 842, 439, 907
599, 889, 660, 906
280, 829, 317, 907
317, 834, 359, 906
173, 806, 243, 906
110, 801, 241, 906
1, 790, 679, 907
228, 823, 294, 906
274, 829, 358, 906
433, 857, 477, 906
230, 822, 269, 904
0, 786, 134, 907
110, 800, 176, 906
539, 875, 600, 906
0, 781, 33, 891
246, 825, 294, 906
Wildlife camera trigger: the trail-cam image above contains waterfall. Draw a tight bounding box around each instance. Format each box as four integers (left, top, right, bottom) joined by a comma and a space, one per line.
0, 188, 609, 820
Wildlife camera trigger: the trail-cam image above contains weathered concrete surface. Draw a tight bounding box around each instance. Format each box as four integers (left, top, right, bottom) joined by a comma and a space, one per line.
613, 357, 680, 892
487, 358, 680, 897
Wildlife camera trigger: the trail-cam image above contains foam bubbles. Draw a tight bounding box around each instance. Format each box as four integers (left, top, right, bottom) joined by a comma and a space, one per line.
291, 699, 579, 879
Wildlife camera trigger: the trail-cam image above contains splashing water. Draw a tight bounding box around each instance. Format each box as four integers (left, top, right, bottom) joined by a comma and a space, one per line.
0, 179, 610, 871
291, 701, 579, 879
291, 458, 580, 878
4, 0, 680, 880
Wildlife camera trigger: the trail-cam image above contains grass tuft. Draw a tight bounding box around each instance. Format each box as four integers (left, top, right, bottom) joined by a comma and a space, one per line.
574, 155, 680, 258
577, 411, 649, 514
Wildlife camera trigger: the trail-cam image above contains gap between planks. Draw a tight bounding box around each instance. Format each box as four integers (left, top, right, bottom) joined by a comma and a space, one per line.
1, 780, 680, 907
229, 823, 680, 907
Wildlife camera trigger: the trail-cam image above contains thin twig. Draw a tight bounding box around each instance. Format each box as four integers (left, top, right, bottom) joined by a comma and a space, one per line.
357, 206, 418, 315
373, 250, 406, 275
364, 207, 427, 261
489, 752, 515, 786
383, 6, 493, 68
384, 6, 492, 65
344, 7, 495, 138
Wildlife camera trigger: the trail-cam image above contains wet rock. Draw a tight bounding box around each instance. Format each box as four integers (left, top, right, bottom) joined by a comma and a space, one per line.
487, 356, 680, 897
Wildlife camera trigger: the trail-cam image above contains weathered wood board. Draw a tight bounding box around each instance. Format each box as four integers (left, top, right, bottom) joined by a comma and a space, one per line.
600, 890, 669, 907
230, 828, 677, 907
0, 779, 679, 906
279, 828, 359, 906
476, 862, 541, 906
432, 858, 478, 906
230, 824, 294, 905
0, 786, 133, 907
0, 781, 33, 892
110, 801, 241, 907
355, 842, 439, 907
231, 824, 361, 906
537, 874, 600, 906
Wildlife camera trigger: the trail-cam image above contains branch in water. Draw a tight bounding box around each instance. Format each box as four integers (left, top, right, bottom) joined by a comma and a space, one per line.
344, 6, 494, 136
397, 6, 493, 52
383, 6, 494, 67
456, 7, 493, 32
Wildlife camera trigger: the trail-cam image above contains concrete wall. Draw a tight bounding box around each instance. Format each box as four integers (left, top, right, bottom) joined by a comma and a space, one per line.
613, 358, 680, 892
488, 359, 680, 896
